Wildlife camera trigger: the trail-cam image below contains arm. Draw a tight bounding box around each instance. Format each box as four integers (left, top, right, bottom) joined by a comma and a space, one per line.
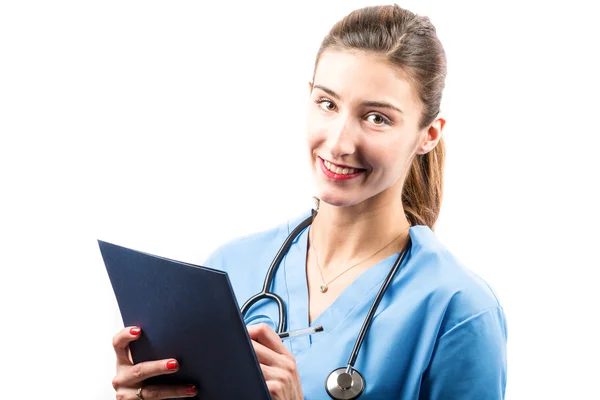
419, 306, 508, 400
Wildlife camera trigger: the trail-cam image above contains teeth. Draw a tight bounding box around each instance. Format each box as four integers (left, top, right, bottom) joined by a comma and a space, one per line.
323, 159, 359, 175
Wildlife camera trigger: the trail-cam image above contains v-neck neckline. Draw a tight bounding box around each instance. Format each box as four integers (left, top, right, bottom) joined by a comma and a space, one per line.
282, 218, 406, 355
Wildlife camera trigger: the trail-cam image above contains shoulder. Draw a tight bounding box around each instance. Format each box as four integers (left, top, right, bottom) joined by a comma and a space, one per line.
410, 229, 507, 397
407, 225, 506, 338
202, 209, 311, 273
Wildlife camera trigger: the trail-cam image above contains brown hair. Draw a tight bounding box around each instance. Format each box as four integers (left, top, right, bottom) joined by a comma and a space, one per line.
313, 4, 447, 229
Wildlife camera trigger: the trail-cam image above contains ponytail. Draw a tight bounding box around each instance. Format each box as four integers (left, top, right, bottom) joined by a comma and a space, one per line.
402, 137, 445, 229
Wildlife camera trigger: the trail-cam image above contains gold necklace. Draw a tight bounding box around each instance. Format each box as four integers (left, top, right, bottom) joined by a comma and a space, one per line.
310, 229, 407, 293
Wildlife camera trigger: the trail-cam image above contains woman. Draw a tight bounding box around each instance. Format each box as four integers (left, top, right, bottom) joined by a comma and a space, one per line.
111, 4, 507, 399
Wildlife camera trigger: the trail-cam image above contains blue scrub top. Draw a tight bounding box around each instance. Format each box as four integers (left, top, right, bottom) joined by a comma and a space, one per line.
204, 209, 507, 399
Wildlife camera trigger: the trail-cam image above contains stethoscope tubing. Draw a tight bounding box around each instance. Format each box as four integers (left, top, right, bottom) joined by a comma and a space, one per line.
240, 209, 412, 399
240, 210, 315, 334
346, 239, 411, 368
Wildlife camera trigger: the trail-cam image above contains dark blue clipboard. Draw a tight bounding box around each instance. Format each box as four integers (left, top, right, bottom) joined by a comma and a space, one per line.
98, 240, 272, 400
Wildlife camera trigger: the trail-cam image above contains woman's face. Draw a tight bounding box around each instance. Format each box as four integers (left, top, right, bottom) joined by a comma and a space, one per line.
307, 50, 442, 209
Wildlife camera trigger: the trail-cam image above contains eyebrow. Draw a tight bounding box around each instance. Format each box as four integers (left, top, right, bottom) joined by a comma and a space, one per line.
313, 84, 404, 114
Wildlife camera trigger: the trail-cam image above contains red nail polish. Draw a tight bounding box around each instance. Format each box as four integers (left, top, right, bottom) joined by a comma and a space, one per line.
130, 327, 140, 335
184, 385, 197, 394
166, 360, 178, 370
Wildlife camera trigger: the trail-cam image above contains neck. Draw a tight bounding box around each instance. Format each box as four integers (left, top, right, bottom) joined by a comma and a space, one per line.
310, 198, 410, 271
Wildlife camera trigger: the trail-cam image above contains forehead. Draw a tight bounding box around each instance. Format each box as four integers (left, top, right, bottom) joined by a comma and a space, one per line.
313, 50, 420, 113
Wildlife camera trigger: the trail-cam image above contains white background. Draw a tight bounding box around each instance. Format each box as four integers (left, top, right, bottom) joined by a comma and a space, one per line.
1, 0, 599, 398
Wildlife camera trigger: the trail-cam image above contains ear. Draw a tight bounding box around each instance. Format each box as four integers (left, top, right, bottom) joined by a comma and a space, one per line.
416, 114, 446, 155
308, 81, 313, 95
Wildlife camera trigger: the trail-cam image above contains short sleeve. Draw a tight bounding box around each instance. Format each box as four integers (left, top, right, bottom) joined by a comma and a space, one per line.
419, 306, 508, 400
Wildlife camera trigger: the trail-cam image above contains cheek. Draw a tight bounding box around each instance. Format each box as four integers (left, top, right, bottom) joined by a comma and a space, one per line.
306, 128, 319, 152
369, 141, 411, 174
306, 111, 325, 149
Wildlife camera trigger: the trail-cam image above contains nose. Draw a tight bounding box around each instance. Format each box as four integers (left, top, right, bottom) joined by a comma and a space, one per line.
326, 116, 356, 159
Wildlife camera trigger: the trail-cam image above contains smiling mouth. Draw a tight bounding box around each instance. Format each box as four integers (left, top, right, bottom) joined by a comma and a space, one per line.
320, 157, 365, 175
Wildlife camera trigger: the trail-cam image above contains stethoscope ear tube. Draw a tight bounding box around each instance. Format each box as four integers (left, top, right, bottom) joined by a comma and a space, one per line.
240, 292, 287, 334
346, 238, 411, 367
240, 211, 315, 334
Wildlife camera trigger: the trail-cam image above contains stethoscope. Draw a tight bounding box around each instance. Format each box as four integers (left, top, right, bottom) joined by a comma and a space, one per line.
241, 209, 412, 400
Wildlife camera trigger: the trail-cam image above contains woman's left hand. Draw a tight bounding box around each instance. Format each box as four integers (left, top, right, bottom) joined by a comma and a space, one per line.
247, 324, 304, 400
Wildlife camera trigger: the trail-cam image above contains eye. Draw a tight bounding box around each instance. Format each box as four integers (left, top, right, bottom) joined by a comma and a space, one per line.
315, 97, 337, 112
366, 113, 392, 126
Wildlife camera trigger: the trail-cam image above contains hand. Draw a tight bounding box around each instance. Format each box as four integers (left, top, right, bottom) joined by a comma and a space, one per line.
111, 326, 197, 399
248, 324, 304, 400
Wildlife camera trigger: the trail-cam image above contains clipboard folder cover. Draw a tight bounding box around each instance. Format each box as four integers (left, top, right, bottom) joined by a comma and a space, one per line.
99, 240, 271, 400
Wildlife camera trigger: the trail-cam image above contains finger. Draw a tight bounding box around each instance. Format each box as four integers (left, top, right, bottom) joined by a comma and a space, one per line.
266, 380, 285, 399
258, 363, 283, 382
113, 326, 142, 366
252, 338, 298, 382
115, 359, 180, 387
251, 339, 279, 367
247, 323, 288, 355
140, 384, 198, 399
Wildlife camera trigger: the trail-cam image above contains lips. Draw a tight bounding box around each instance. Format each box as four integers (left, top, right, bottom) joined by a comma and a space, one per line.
318, 157, 365, 181
323, 159, 361, 175
320, 157, 364, 173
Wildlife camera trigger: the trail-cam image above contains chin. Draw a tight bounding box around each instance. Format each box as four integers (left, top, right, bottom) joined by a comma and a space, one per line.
316, 190, 363, 208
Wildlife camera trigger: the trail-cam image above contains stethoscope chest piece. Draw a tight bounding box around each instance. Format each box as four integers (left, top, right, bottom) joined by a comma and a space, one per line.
325, 367, 365, 400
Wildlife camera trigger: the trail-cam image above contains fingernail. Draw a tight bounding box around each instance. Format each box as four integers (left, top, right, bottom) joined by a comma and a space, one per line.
166, 360, 178, 370
184, 385, 197, 394
130, 327, 140, 335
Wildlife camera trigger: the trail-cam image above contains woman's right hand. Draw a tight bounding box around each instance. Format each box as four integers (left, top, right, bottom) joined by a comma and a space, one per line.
111, 326, 198, 399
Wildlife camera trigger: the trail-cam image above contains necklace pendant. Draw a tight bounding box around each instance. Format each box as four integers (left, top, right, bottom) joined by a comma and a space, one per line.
320, 284, 328, 293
